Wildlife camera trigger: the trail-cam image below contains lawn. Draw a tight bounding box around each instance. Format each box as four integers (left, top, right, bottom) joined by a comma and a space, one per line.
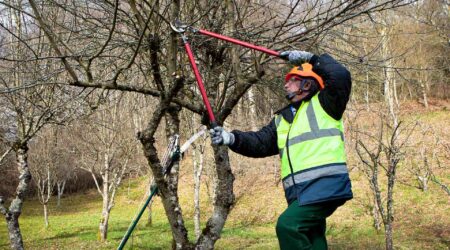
1, 171, 448, 249
1, 108, 449, 249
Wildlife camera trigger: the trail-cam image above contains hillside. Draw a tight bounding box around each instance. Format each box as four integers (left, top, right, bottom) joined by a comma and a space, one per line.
0, 101, 449, 249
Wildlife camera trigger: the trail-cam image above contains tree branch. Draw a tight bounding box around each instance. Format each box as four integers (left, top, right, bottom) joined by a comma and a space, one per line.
0, 147, 12, 165
28, 0, 79, 83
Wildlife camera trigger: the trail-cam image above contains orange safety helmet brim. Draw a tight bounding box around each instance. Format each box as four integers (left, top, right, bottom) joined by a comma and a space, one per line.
285, 63, 325, 90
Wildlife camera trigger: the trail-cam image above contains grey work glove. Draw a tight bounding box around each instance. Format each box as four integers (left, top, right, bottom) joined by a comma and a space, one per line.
209, 126, 235, 146
280, 50, 314, 65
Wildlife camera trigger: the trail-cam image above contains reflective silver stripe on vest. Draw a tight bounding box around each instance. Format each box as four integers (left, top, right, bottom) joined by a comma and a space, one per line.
276, 115, 284, 158
275, 115, 282, 128
282, 164, 348, 190
288, 129, 343, 146
306, 102, 319, 131
276, 101, 343, 158
287, 101, 344, 148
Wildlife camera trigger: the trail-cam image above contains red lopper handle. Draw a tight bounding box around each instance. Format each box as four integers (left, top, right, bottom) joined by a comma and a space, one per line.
198, 29, 281, 57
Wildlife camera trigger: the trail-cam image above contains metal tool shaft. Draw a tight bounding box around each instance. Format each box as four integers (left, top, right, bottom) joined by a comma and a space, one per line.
198, 29, 280, 57
181, 35, 217, 126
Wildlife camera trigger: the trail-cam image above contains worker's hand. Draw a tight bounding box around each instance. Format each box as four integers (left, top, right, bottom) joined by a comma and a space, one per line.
280, 50, 313, 65
209, 126, 235, 146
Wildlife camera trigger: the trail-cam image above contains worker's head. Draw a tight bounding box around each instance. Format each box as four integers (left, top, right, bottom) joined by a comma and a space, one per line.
284, 63, 324, 102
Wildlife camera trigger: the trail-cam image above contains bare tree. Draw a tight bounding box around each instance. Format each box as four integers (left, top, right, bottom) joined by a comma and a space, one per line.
352, 20, 415, 246
1, 0, 414, 248
355, 110, 415, 250
0, 1, 86, 248
75, 93, 138, 241
30, 161, 55, 228
408, 123, 450, 195
54, 161, 73, 207
29, 125, 76, 225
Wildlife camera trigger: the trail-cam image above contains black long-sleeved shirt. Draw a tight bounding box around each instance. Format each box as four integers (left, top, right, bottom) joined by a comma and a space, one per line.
229, 53, 351, 158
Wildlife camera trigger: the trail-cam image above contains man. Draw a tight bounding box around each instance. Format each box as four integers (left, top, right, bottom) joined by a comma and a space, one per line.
210, 51, 353, 249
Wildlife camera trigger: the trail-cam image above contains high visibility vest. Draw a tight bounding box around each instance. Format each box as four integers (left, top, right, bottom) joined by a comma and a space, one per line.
275, 94, 352, 205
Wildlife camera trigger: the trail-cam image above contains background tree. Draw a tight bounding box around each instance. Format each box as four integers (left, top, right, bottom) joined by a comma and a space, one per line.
74, 92, 139, 241
355, 111, 415, 250
0, 0, 87, 247
29, 131, 57, 228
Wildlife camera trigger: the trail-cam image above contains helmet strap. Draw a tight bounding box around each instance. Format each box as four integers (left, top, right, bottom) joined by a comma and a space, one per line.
285, 91, 300, 100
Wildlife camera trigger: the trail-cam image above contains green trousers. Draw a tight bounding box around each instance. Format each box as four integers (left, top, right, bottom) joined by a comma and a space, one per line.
275, 200, 344, 250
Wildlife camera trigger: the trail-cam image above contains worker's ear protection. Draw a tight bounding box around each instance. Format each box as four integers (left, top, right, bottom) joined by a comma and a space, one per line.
299, 78, 319, 93
303, 78, 320, 101
299, 79, 310, 91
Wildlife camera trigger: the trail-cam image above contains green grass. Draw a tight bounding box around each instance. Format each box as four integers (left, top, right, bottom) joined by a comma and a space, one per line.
0, 186, 172, 250
1, 172, 448, 249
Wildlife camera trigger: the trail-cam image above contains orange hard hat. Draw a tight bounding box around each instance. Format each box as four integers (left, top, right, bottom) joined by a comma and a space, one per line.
285, 63, 324, 90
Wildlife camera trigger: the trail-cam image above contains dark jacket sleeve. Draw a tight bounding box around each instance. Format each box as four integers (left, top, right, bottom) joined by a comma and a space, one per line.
310, 54, 352, 120
228, 119, 278, 158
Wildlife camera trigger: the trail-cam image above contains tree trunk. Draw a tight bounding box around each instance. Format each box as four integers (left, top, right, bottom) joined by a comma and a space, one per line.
419, 66, 429, 108
247, 88, 258, 131
100, 155, 110, 241
381, 22, 398, 126
146, 200, 153, 226
385, 222, 394, 250
43, 203, 49, 228
2, 144, 32, 250
196, 146, 235, 249
5, 214, 24, 250
431, 175, 450, 196
161, 108, 193, 249
384, 65, 397, 126
418, 176, 429, 191
393, 77, 399, 108
415, 21, 429, 108
99, 208, 110, 241
416, 169, 431, 192
157, 161, 192, 249
417, 149, 430, 192
44, 166, 51, 227
421, 83, 429, 109
193, 144, 204, 240
365, 67, 370, 111
147, 178, 154, 226
99, 179, 110, 241
57, 181, 65, 207
384, 129, 399, 250
137, 75, 190, 249
372, 198, 382, 231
